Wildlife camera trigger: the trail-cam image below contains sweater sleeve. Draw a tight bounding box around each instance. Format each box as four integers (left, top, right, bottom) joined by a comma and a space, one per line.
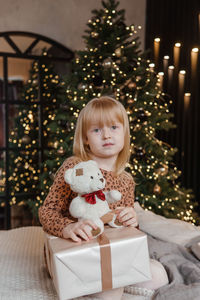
107, 171, 135, 211
38, 156, 80, 238
123, 173, 135, 208
125, 175, 139, 229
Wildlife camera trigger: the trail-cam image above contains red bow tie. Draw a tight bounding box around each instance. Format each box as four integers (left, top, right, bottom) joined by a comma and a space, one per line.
82, 190, 105, 204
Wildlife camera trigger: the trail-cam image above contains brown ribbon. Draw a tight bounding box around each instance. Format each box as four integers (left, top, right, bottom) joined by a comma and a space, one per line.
44, 239, 53, 279
97, 233, 113, 291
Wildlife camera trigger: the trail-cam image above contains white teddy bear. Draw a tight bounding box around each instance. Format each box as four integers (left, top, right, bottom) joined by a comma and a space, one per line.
64, 160, 123, 237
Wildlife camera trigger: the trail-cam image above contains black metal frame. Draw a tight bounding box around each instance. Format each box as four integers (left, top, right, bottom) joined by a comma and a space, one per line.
0, 31, 74, 229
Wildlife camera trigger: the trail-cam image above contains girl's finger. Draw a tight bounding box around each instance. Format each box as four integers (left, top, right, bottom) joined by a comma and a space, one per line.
83, 225, 93, 239
76, 229, 89, 241
70, 231, 82, 243
118, 208, 132, 219
120, 212, 133, 222
84, 219, 98, 230
124, 218, 138, 227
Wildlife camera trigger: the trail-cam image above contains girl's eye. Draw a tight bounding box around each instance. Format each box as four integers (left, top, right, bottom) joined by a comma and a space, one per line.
92, 128, 102, 134
111, 125, 117, 130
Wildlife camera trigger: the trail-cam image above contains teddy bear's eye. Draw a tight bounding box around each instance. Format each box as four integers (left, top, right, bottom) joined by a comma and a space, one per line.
90, 176, 93, 179
98, 173, 100, 176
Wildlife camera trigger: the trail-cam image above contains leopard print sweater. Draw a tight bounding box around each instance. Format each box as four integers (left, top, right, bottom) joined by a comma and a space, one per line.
39, 156, 135, 238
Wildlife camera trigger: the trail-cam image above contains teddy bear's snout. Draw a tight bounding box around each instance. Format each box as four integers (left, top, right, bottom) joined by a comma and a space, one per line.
100, 178, 104, 183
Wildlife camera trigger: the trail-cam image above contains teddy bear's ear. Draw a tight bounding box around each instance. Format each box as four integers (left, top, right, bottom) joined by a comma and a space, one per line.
64, 169, 73, 185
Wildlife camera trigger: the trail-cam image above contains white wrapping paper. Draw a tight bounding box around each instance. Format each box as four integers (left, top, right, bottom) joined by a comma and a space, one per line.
45, 227, 151, 300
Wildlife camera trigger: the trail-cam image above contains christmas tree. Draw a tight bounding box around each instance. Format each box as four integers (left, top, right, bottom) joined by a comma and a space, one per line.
0, 55, 66, 216
41, 0, 197, 223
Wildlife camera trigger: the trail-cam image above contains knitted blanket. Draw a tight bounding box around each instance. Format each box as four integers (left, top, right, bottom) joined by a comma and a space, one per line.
148, 235, 200, 300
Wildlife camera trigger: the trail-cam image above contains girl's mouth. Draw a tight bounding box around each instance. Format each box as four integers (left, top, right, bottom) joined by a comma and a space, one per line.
103, 143, 114, 147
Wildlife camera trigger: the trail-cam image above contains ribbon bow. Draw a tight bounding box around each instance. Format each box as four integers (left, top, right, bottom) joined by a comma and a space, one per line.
82, 190, 105, 204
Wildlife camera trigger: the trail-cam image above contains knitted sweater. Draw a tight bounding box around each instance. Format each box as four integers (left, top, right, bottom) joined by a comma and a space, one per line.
39, 156, 135, 238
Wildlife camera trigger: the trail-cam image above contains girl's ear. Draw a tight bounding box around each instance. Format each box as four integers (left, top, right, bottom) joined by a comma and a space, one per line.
64, 169, 73, 185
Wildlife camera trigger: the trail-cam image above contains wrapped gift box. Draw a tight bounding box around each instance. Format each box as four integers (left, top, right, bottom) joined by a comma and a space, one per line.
44, 227, 151, 300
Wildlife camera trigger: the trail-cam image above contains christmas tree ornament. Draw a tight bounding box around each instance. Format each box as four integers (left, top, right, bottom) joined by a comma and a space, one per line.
66, 121, 73, 131
153, 184, 161, 194
128, 81, 136, 89
115, 59, 121, 64
133, 124, 142, 131
49, 171, 55, 181
135, 147, 145, 158
48, 141, 54, 147
57, 147, 66, 156
122, 56, 127, 62
91, 31, 99, 38
22, 135, 31, 144
32, 79, 38, 85
115, 47, 122, 57
102, 57, 112, 68
78, 83, 87, 90
53, 141, 59, 149
156, 165, 168, 176
135, 196, 139, 202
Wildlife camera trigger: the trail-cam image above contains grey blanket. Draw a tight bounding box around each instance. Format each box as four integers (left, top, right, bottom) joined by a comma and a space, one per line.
147, 235, 200, 300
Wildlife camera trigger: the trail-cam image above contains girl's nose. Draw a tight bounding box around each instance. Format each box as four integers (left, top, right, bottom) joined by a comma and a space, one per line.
102, 127, 111, 139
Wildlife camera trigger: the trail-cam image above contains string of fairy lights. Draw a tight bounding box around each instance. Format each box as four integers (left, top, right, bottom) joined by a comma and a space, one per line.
0, 60, 64, 210
0, 3, 197, 223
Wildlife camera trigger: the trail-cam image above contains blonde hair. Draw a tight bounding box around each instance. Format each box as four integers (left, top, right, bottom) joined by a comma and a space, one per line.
73, 96, 130, 175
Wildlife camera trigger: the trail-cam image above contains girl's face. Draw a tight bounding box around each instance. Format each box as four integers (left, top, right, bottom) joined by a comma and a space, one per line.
85, 121, 125, 160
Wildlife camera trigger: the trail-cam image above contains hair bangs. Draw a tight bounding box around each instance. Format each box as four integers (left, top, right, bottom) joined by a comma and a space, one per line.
84, 99, 124, 131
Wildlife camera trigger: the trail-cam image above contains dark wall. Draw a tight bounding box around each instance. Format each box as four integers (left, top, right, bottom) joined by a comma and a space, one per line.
145, 0, 200, 211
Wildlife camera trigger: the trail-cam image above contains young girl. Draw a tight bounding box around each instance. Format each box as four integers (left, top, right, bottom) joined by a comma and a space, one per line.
39, 96, 168, 300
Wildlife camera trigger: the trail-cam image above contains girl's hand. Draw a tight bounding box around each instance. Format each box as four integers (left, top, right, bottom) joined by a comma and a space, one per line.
115, 206, 138, 227
63, 220, 98, 242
